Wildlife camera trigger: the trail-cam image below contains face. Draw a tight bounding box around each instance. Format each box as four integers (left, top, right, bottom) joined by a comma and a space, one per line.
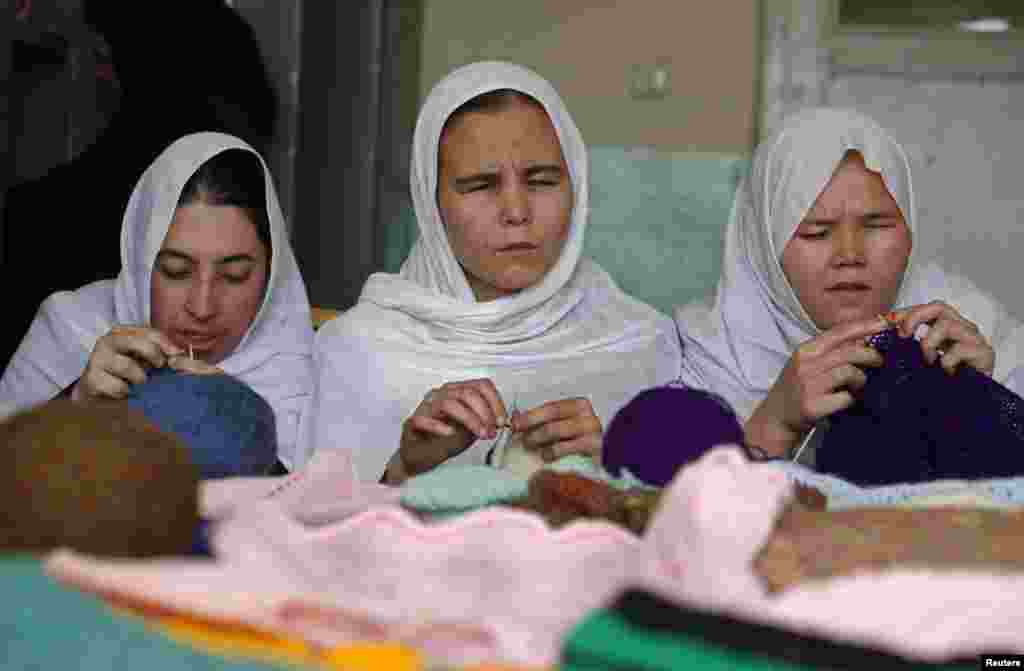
437, 97, 573, 302
150, 202, 269, 364
781, 151, 911, 331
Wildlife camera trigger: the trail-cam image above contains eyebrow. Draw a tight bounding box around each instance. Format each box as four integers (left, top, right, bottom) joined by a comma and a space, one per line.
452, 163, 564, 188
156, 250, 257, 266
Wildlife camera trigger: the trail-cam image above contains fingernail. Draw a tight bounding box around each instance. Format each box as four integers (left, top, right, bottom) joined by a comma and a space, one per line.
496, 415, 508, 428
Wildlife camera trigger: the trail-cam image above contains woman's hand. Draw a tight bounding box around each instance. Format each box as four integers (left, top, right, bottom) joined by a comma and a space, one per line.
73, 326, 184, 401
512, 397, 603, 463
746, 316, 888, 457
386, 378, 508, 485
893, 301, 994, 376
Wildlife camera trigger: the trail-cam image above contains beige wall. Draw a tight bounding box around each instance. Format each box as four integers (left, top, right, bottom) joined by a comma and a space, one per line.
419, 0, 760, 153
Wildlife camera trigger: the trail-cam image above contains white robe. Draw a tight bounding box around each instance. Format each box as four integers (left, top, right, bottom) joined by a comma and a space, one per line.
676, 107, 1024, 425
300, 61, 682, 481
0, 133, 315, 466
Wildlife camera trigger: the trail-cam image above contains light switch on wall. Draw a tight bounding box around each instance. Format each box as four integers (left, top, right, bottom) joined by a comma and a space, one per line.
629, 63, 672, 100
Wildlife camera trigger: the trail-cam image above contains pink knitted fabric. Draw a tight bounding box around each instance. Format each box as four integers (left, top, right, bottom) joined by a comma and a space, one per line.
47, 446, 1024, 666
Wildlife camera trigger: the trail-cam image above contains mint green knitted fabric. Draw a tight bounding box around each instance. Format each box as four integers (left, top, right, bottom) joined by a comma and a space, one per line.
400, 455, 651, 514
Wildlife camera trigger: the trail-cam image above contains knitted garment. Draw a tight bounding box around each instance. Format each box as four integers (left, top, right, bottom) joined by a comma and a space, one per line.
126, 368, 277, 480
818, 329, 1024, 486
400, 455, 646, 515
771, 460, 1024, 511
560, 589, 973, 671
602, 384, 746, 486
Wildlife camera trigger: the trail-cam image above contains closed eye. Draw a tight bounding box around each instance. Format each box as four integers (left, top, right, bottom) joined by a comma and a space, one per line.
158, 265, 190, 280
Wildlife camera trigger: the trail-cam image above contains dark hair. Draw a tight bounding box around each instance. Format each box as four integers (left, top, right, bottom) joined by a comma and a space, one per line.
441, 89, 545, 137
178, 148, 272, 254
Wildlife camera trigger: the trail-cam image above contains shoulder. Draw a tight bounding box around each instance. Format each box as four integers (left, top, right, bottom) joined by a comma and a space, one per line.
571, 258, 676, 331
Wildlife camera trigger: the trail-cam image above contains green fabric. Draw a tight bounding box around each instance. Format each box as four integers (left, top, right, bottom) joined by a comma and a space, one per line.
379, 147, 747, 315
0, 555, 295, 671
561, 598, 974, 671
400, 465, 530, 512
399, 456, 652, 514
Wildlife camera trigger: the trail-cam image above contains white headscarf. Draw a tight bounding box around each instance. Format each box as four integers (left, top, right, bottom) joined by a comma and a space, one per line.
0, 133, 315, 465
677, 107, 1024, 421
301, 61, 682, 480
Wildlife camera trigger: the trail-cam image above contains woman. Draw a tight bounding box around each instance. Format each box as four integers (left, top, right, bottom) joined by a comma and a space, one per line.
302, 62, 682, 483
0, 133, 314, 469
677, 107, 1024, 460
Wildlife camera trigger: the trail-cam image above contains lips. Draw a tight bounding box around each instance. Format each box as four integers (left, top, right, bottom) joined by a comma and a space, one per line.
827, 282, 871, 292
499, 243, 538, 252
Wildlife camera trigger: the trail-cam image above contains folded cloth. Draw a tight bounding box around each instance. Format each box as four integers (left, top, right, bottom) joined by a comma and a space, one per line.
819, 329, 1024, 485
560, 588, 974, 671
126, 367, 278, 479
0, 556, 292, 671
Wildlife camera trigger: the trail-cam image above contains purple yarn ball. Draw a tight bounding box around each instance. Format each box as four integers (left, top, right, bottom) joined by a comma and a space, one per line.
602, 385, 745, 486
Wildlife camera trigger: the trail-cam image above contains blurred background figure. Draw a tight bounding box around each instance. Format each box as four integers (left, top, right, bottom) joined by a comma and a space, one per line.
2, 0, 277, 371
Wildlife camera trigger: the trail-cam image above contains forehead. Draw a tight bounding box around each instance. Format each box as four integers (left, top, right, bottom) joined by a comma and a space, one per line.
438, 99, 565, 171
808, 153, 900, 214
162, 202, 264, 257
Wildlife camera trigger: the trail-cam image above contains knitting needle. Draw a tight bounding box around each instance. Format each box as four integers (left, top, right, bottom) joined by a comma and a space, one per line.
791, 425, 816, 463
189, 344, 194, 361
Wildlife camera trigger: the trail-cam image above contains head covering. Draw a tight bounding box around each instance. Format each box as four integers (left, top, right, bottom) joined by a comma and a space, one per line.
301, 61, 682, 480
676, 107, 1024, 420
0, 132, 315, 466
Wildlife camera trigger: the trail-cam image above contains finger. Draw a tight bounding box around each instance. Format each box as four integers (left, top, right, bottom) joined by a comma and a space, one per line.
440, 384, 498, 436
919, 317, 959, 365
514, 397, 593, 433
812, 343, 884, 377
540, 433, 603, 463
938, 342, 994, 377
86, 369, 132, 400
521, 413, 603, 450
405, 414, 457, 437
804, 389, 857, 422
109, 332, 168, 369
896, 301, 956, 338
829, 363, 868, 392
450, 378, 508, 428
802, 315, 889, 358
107, 352, 149, 386
433, 397, 490, 439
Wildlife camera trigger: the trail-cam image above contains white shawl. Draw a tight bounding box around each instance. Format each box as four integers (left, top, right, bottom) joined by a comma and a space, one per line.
0, 133, 315, 465
676, 107, 1024, 422
300, 61, 682, 480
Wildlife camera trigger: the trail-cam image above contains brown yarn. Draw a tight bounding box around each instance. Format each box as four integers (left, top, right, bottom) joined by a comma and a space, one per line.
0, 399, 200, 558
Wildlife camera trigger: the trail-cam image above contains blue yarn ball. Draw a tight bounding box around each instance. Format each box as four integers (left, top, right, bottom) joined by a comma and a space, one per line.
602, 385, 745, 486
125, 367, 277, 479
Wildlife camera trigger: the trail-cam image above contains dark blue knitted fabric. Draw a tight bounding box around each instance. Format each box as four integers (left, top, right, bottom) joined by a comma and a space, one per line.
819, 328, 1024, 485
125, 368, 277, 480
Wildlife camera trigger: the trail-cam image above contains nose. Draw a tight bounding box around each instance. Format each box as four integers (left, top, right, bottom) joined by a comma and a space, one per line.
184, 275, 218, 321
832, 222, 866, 266
499, 181, 530, 227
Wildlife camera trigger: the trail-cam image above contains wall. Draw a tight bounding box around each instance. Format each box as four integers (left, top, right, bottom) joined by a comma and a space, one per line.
419, 0, 760, 153
228, 0, 303, 231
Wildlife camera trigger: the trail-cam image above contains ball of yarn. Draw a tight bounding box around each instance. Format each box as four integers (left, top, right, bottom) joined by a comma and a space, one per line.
125, 367, 277, 479
602, 385, 745, 486
1, 399, 199, 557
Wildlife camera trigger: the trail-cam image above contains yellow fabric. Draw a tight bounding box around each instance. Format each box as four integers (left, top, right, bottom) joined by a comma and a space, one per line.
150, 611, 423, 670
